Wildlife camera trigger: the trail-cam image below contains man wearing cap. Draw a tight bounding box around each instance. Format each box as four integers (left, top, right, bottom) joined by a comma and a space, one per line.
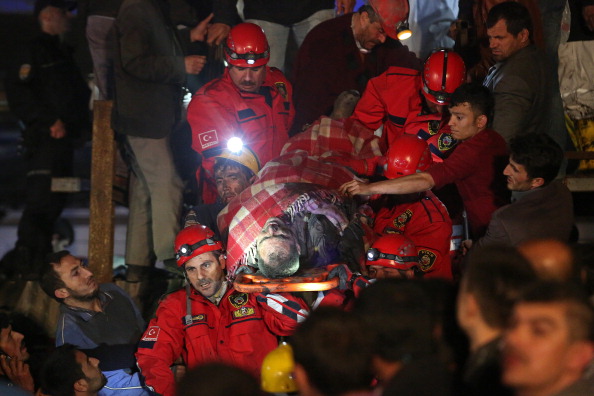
291, 0, 421, 135
191, 146, 260, 239
2, 0, 90, 278
136, 225, 308, 396
187, 22, 294, 204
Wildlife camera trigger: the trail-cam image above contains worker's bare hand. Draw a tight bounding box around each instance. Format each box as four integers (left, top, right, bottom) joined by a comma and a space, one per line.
460, 239, 473, 255
0, 355, 35, 393
336, 0, 355, 15
190, 13, 214, 42
339, 179, 370, 196
207, 23, 231, 46
49, 119, 66, 139
185, 55, 207, 74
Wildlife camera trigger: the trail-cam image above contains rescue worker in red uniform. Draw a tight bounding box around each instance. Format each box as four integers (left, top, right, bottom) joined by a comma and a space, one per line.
350, 48, 466, 162
187, 23, 295, 203
135, 225, 308, 396
370, 135, 453, 279
365, 233, 420, 279
340, 83, 509, 239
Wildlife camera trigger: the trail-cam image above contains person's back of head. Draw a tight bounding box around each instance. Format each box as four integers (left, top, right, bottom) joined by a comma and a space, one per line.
176, 362, 261, 396
486, 1, 533, 40
518, 239, 577, 282
461, 245, 537, 332
509, 133, 563, 185
450, 82, 494, 122
353, 279, 435, 365
291, 307, 374, 396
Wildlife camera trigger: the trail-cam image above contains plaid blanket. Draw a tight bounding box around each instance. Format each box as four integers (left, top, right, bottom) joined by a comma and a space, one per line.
218, 116, 382, 276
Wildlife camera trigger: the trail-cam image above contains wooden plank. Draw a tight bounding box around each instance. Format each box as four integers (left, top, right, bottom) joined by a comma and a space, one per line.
564, 175, 594, 192
89, 100, 116, 284
565, 151, 594, 160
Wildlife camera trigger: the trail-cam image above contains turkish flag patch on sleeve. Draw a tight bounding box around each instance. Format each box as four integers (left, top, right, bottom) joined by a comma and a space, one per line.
138, 326, 160, 349
198, 130, 219, 149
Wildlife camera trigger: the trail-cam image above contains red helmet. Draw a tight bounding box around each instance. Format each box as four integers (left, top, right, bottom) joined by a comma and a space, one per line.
225, 23, 270, 67
385, 134, 433, 179
368, 0, 410, 40
174, 225, 224, 266
422, 49, 466, 105
366, 234, 418, 270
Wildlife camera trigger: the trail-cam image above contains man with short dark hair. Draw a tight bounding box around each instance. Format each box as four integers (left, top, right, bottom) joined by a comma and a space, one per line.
0, 313, 34, 394
483, 1, 564, 146
41, 345, 107, 396
136, 225, 308, 396
353, 279, 454, 394
341, 82, 509, 239
457, 245, 537, 396
291, 307, 375, 396
469, 133, 573, 250
502, 281, 594, 396
2, 0, 90, 278
40, 251, 148, 396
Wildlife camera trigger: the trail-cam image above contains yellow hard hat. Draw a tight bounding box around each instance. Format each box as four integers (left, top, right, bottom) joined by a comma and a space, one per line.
215, 146, 261, 177
261, 342, 298, 393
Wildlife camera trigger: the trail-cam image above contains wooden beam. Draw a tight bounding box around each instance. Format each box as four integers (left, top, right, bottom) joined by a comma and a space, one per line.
564, 175, 594, 192
565, 151, 594, 160
89, 100, 116, 284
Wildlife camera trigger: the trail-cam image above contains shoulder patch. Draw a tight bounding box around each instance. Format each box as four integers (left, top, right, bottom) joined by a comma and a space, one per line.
198, 129, 219, 149
142, 326, 160, 342
275, 82, 288, 99
393, 209, 413, 228
19, 64, 31, 81
438, 133, 456, 151
428, 120, 440, 136
229, 292, 249, 308
418, 248, 438, 272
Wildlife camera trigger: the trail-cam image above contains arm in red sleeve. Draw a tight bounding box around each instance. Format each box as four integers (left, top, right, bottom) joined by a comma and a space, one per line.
255, 292, 309, 335
136, 295, 185, 396
187, 88, 238, 157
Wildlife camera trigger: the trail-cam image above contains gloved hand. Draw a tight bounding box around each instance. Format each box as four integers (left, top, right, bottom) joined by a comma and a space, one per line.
234, 264, 256, 277
327, 264, 353, 290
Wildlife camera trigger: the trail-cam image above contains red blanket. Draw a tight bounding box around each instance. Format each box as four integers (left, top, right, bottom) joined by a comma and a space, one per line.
218, 117, 383, 276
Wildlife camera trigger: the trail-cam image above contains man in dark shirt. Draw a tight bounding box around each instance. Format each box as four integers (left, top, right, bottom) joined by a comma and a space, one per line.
2, 0, 90, 278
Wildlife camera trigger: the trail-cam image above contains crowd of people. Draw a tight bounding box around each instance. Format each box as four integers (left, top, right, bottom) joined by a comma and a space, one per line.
2, 0, 594, 395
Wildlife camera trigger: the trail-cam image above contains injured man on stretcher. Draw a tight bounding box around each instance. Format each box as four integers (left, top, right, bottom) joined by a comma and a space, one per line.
216, 114, 382, 280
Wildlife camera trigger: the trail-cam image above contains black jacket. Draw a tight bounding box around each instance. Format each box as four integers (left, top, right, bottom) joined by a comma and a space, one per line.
5, 32, 90, 147
112, 0, 189, 138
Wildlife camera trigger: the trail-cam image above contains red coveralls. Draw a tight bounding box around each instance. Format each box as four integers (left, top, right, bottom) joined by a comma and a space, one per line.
136, 285, 308, 396
351, 66, 457, 162
372, 191, 453, 279
187, 67, 295, 203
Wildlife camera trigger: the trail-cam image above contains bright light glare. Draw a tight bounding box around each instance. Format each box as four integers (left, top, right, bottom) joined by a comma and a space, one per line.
398, 29, 412, 40
227, 137, 243, 153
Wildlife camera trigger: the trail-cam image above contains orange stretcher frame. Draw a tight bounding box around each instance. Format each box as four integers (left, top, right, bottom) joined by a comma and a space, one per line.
233, 266, 340, 293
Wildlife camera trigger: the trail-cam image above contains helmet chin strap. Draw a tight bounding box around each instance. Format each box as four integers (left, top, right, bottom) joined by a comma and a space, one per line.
184, 280, 193, 326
